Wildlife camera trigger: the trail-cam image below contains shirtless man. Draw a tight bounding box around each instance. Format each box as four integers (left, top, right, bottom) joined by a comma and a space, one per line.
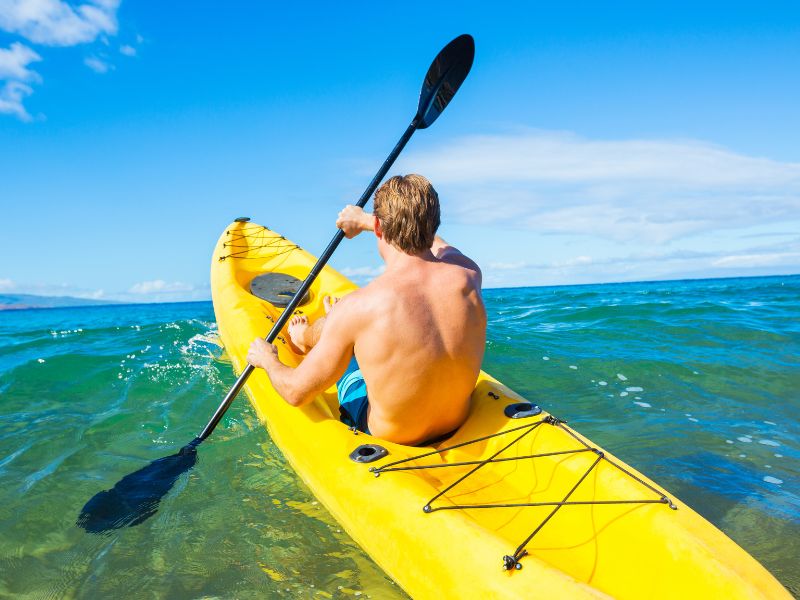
246, 174, 486, 446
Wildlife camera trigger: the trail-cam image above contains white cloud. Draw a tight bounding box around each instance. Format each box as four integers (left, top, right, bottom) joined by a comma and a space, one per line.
0, 278, 15, 291
554, 255, 593, 268
121, 280, 209, 303
338, 265, 385, 284
0, 42, 41, 80
119, 43, 134, 56
711, 252, 800, 269
488, 261, 526, 271
0, 0, 120, 46
481, 236, 800, 287
0, 42, 41, 120
400, 129, 800, 243
128, 280, 194, 295
83, 55, 111, 73
0, 80, 35, 120
0, 0, 123, 120
339, 265, 385, 277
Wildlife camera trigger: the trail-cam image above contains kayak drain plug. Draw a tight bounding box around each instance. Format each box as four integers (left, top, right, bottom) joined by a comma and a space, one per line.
349, 444, 388, 464
504, 402, 543, 419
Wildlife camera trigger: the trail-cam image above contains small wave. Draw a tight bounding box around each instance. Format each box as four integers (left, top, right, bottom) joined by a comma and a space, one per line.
179, 332, 223, 358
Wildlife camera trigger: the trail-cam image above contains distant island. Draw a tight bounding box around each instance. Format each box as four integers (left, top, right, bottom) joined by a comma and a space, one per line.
0, 294, 120, 311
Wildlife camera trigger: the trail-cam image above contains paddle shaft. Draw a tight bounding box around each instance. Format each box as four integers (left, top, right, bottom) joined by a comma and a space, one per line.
197, 118, 419, 441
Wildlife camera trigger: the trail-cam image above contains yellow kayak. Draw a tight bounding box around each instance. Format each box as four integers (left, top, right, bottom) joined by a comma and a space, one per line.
210, 219, 790, 599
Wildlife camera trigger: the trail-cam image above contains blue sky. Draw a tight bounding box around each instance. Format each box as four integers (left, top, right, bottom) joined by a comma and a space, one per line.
1, 1, 799, 302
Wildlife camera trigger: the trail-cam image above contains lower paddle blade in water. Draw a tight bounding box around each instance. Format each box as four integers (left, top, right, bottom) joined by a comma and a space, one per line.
77, 440, 200, 533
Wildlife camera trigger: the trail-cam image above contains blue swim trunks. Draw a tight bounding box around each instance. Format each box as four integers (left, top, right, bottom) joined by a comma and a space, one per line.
337, 355, 370, 434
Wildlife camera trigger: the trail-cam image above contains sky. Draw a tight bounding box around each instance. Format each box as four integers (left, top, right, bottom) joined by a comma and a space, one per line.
1, 1, 799, 302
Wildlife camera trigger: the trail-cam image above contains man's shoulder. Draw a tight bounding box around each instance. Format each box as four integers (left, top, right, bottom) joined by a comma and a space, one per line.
437, 252, 482, 287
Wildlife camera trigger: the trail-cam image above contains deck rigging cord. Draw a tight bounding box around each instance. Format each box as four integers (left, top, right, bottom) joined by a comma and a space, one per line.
218, 225, 301, 262
370, 413, 678, 570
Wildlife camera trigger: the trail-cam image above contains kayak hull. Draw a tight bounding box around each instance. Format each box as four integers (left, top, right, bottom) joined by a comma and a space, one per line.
210, 220, 790, 599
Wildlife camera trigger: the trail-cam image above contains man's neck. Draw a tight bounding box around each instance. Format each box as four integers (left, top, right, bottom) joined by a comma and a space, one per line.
381, 245, 436, 271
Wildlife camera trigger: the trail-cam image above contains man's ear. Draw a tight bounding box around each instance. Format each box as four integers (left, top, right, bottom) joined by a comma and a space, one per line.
373, 216, 382, 238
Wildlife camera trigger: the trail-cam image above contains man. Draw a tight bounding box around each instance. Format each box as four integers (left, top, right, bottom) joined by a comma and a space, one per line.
247, 174, 486, 446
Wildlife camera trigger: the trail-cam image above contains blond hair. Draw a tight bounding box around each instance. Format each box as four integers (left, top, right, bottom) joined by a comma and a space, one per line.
373, 174, 440, 254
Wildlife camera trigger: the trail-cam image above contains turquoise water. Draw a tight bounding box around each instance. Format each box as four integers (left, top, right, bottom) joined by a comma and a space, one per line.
1, 275, 798, 597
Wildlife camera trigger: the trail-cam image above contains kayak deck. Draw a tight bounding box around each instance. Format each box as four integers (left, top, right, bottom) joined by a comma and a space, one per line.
211, 220, 790, 599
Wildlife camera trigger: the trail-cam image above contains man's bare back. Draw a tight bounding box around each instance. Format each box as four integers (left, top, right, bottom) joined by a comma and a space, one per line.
247, 175, 486, 446
334, 239, 484, 444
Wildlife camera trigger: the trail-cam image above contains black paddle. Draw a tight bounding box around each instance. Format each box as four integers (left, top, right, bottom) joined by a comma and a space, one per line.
77, 33, 475, 533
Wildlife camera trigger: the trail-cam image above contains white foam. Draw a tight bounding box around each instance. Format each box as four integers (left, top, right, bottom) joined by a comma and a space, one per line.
737, 436, 752, 443
617, 373, 628, 381
626, 386, 643, 392
542, 356, 550, 361
763, 420, 777, 426
725, 440, 734, 444
688, 417, 699, 423
693, 371, 699, 375
569, 365, 578, 370
774, 453, 783, 458
758, 439, 780, 447
763, 476, 783, 485
620, 392, 629, 397
739, 454, 747, 458
598, 381, 607, 386
634, 401, 651, 408
37, 358, 45, 363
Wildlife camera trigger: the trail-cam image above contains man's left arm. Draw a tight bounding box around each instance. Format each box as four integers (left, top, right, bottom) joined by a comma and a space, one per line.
247, 301, 356, 407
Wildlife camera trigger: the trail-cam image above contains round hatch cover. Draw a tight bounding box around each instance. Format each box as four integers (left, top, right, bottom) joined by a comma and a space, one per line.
250, 273, 309, 308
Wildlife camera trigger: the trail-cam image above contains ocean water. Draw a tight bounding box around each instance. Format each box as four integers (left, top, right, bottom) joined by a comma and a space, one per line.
0, 275, 797, 598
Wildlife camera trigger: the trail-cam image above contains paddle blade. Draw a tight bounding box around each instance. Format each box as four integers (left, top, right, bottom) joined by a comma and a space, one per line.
77, 440, 199, 533
415, 34, 475, 129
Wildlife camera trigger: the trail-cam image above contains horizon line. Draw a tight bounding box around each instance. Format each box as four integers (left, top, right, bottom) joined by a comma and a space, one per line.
2, 271, 797, 312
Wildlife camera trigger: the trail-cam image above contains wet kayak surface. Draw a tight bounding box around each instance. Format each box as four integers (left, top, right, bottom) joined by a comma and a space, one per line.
1, 275, 797, 598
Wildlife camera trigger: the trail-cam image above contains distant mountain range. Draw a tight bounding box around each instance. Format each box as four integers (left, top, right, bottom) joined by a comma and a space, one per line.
0, 294, 120, 311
